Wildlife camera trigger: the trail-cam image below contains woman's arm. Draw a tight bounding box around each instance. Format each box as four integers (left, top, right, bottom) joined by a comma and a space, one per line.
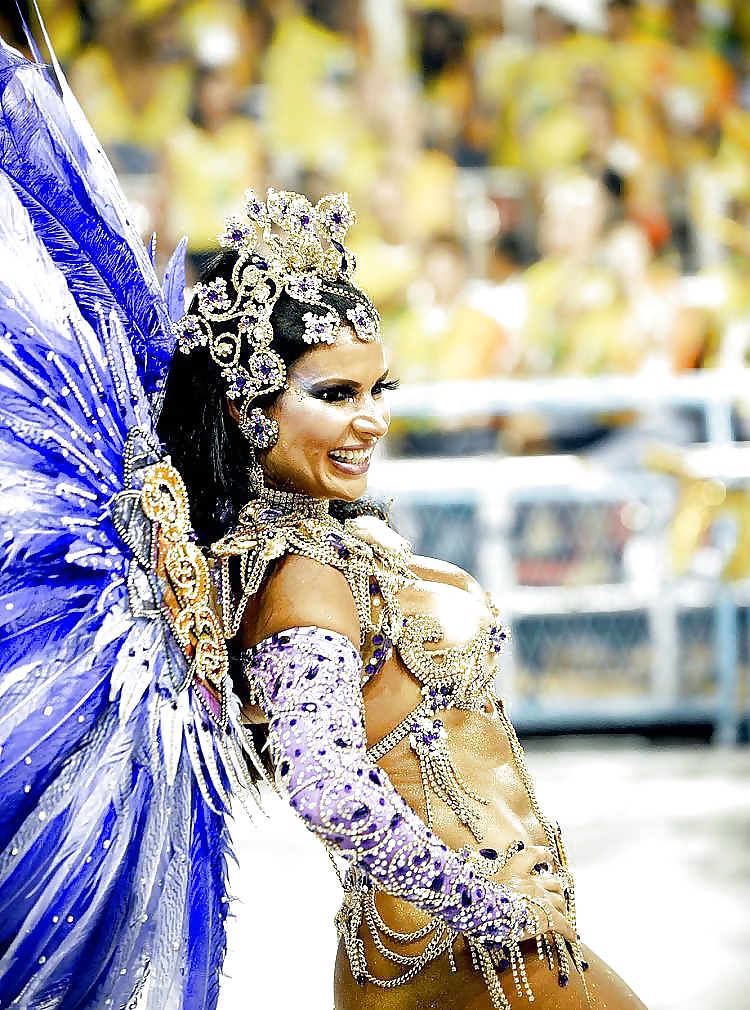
245, 626, 532, 945
241, 558, 569, 944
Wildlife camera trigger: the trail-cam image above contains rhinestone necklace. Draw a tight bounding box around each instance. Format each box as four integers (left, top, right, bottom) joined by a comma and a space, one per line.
254, 484, 332, 519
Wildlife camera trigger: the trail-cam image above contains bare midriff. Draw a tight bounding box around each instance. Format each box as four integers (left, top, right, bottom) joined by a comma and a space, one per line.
336, 565, 649, 1010
361, 655, 546, 959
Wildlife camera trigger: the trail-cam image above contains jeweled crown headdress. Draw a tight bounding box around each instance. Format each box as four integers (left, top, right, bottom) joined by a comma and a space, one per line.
173, 189, 380, 423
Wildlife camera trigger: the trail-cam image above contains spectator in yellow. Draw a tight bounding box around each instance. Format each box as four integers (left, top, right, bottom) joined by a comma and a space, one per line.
160, 63, 266, 279
411, 8, 488, 164
347, 170, 421, 313
178, 0, 264, 92
601, 220, 708, 372
494, 5, 577, 172
519, 173, 623, 375
262, 0, 379, 193
68, 8, 192, 172
661, 0, 736, 173
388, 233, 508, 383
601, 0, 671, 107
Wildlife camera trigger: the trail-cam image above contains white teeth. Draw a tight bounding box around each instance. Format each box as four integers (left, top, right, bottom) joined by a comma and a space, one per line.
330, 448, 372, 464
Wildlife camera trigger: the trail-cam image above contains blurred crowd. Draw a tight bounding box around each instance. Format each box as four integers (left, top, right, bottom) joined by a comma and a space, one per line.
4, 0, 750, 392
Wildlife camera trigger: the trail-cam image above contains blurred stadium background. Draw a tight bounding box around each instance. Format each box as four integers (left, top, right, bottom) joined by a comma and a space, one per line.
4, 1, 749, 1006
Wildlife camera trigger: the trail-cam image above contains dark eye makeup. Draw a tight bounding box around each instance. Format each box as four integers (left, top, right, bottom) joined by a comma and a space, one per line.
314, 383, 357, 403
308, 375, 400, 403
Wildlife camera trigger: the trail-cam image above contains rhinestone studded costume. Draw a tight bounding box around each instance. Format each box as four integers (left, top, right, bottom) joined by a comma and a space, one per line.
216, 489, 589, 1008
243, 628, 528, 946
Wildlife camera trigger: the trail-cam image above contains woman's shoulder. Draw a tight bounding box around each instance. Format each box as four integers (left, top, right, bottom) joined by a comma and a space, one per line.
211, 503, 361, 646
240, 552, 360, 650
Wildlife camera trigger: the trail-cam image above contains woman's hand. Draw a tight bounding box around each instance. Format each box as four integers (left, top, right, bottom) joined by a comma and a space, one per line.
492, 845, 576, 942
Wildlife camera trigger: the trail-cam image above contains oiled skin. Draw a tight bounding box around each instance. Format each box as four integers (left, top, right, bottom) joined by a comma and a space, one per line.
241, 552, 649, 1010
334, 938, 648, 1010
341, 652, 648, 1009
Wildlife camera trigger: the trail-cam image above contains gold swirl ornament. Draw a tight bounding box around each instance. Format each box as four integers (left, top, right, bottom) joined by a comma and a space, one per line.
141, 462, 228, 696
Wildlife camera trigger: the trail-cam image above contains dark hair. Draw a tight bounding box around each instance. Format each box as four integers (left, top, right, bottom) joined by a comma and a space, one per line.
416, 10, 468, 82
157, 250, 388, 781
157, 250, 384, 546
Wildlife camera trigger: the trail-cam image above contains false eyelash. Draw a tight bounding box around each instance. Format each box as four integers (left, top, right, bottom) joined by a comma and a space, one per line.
314, 384, 356, 402
376, 378, 400, 392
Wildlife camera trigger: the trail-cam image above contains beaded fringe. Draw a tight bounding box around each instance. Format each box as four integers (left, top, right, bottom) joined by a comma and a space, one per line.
468, 928, 591, 1009
414, 733, 487, 841
336, 872, 591, 1008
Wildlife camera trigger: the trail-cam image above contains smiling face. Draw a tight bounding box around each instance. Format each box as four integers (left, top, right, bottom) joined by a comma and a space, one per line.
260, 327, 394, 501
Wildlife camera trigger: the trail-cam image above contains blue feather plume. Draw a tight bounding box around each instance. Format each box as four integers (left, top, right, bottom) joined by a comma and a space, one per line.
0, 37, 178, 400
0, 35, 257, 1010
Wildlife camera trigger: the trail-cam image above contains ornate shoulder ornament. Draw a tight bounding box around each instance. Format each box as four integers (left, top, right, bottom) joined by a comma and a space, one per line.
211, 493, 413, 649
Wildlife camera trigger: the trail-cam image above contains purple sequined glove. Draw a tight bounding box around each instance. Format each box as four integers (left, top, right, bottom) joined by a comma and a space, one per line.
243, 626, 529, 947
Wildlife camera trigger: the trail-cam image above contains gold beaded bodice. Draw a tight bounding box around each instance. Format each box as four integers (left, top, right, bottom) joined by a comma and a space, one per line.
217, 490, 584, 1008
213, 489, 509, 840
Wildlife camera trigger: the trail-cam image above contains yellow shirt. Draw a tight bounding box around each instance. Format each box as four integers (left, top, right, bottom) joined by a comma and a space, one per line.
262, 13, 373, 178
388, 299, 506, 384
69, 45, 191, 151
162, 118, 265, 252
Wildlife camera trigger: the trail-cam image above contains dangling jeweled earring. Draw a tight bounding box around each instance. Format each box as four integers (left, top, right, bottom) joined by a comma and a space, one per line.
247, 451, 264, 498
239, 403, 278, 450
239, 402, 277, 497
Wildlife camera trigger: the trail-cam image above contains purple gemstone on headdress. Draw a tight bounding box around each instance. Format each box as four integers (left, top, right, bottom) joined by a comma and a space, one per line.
224, 367, 252, 400
302, 310, 338, 345
220, 215, 252, 249
346, 303, 379, 343
196, 278, 231, 312
174, 314, 206, 352
289, 199, 317, 234
317, 193, 355, 237
244, 189, 266, 223
267, 188, 292, 222
249, 350, 285, 391
255, 352, 274, 376
238, 313, 259, 338
245, 408, 277, 449
287, 272, 321, 303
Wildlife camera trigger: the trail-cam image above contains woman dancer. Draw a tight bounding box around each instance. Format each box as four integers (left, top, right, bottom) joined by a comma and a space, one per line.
0, 34, 647, 1010
159, 189, 649, 1010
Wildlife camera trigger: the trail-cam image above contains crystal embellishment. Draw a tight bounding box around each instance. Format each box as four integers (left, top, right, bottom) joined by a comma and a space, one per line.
173, 188, 382, 450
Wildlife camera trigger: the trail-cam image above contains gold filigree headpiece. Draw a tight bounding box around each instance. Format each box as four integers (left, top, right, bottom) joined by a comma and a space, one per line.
173, 189, 380, 414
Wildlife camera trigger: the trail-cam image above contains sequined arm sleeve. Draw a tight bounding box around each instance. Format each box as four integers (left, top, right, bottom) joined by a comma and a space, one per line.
243, 626, 530, 946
